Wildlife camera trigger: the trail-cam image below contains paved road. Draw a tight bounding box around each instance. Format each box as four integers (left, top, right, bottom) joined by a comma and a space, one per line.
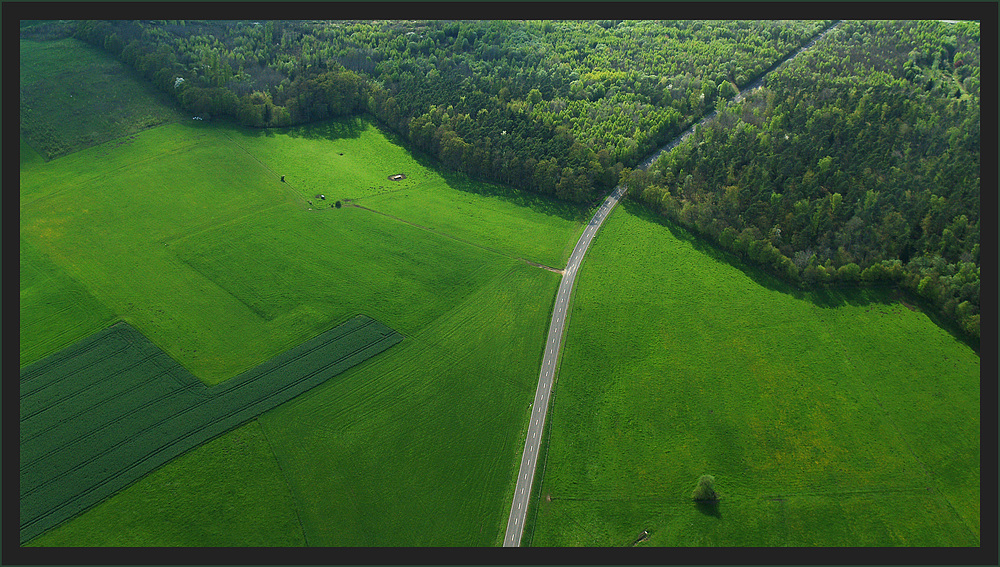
502, 183, 627, 547
638, 20, 842, 170
501, 20, 842, 548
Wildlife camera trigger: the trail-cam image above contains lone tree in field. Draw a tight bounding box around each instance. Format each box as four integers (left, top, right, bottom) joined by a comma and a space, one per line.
691, 475, 718, 501
335, 200, 342, 209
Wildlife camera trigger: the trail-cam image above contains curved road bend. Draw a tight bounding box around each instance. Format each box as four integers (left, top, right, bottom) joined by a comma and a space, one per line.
502, 20, 842, 548
503, 184, 627, 547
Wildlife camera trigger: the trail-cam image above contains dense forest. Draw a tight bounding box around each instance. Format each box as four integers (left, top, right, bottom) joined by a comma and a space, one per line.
56, 19, 829, 201
20, 19, 980, 341
626, 20, 980, 340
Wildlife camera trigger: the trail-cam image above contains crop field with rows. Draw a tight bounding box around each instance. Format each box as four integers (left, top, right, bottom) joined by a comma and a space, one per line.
22, 74, 579, 543
20, 316, 402, 544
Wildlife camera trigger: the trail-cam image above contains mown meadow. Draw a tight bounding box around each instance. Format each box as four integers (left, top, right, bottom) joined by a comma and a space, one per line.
22, 32, 980, 549
525, 202, 980, 547
19, 38, 186, 160
22, 102, 580, 543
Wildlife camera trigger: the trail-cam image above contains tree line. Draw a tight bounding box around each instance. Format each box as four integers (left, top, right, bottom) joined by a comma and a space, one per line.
55, 19, 979, 340
626, 20, 980, 341
68, 19, 828, 202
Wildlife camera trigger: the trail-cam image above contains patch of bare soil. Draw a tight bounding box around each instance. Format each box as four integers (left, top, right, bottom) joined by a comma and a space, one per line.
523, 259, 564, 274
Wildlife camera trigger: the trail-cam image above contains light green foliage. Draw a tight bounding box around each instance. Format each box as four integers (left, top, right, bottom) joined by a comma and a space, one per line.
528, 205, 979, 546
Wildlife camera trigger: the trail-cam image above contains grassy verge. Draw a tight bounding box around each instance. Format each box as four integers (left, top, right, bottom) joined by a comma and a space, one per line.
528, 203, 979, 546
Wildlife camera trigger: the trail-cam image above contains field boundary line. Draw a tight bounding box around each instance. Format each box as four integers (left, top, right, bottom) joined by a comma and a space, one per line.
174, 251, 275, 322
220, 132, 305, 203
348, 203, 562, 272
258, 418, 311, 547
20, 318, 403, 542
23, 329, 401, 501
831, 333, 980, 542
19, 135, 207, 209
19, 328, 131, 387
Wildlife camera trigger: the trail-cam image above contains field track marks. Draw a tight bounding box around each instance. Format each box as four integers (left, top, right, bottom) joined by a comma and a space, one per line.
20, 330, 131, 393
24, 330, 400, 496
830, 332, 980, 541
21, 352, 177, 436
220, 132, 306, 203
19, 135, 208, 208
258, 418, 310, 546
348, 203, 564, 273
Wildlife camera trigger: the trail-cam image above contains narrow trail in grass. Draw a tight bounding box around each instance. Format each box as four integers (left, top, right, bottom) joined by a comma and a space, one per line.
220, 132, 307, 204
347, 202, 565, 274
258, 418, 310, 547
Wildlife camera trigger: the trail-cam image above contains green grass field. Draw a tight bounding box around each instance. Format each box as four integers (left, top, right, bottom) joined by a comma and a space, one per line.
23, 36, 979, 549
22, 102, 578, 543
20, 316, 402, 544
19, 38, 186, 160
221, 118, 587, 269
525, 202, 980, 546
24, 418, 306, 547
27, 262, 561, 546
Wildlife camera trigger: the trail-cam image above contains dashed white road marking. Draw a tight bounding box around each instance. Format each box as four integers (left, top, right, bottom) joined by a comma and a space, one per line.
506, 188, 624, 547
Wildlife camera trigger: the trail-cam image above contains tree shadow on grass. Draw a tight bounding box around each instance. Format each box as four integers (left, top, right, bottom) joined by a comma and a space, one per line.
378, 126, 593, 224
435, 167, 593, 224
620, 198, 981, 354
280, 115, 367, 141
620, 199, 900, 311
695, 499, 722, 519
224, 115, 368, 142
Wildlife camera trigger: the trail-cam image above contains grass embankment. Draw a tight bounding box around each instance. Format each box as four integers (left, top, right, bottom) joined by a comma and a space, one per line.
19, 37, 186, 160
22, 113, 577, 545
527, 203, 980, 547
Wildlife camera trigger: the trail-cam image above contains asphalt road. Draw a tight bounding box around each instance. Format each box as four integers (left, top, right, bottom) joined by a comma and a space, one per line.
501, 21, 842, 547
502, 183, 627, 547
